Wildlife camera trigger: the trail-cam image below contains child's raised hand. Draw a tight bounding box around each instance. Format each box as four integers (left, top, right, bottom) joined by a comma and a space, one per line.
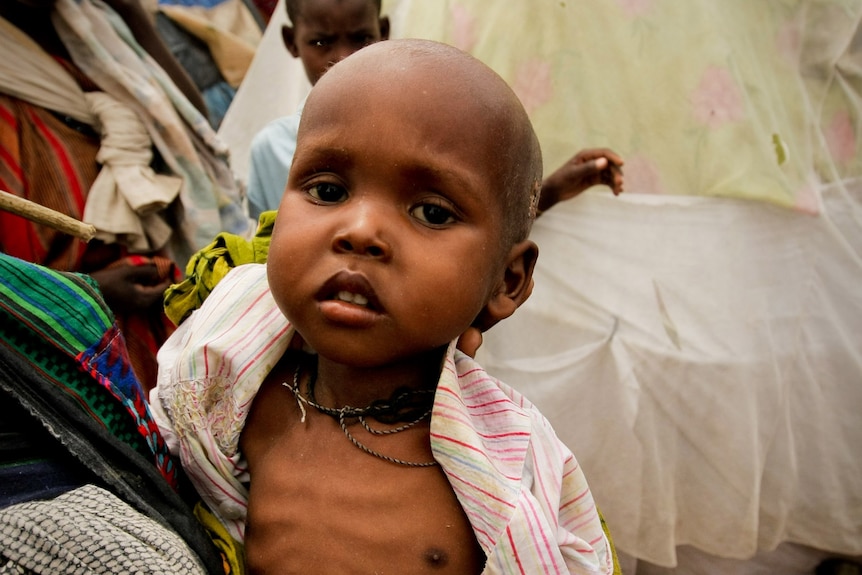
538, 148, 624, 214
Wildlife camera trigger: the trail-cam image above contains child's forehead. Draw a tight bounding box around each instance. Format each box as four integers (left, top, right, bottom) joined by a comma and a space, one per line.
297, 60, 510, 203
304, 64, 509, 174
299, 39, 541, 244
310, 45, 512, 124
293, 0, 379, 23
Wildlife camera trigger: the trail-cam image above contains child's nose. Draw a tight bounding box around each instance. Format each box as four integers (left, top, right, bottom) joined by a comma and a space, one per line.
331, 201, 392, 260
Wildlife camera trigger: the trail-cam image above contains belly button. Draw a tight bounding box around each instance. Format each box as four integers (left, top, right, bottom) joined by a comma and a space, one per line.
425, 548, 448, 568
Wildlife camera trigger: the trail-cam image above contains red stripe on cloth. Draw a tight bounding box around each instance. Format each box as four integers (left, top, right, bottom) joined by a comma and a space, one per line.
506, 526, 528, 575
0, 102, 17, 129
29, 109, 87, 211
0, 146, 23, 182
0, 102, 23, 184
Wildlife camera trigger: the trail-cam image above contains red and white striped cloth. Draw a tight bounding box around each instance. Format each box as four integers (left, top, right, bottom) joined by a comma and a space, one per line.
152, 263, 614, 574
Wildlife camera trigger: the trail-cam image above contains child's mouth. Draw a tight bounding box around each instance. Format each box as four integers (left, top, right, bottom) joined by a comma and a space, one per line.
317, 271, 382, 316
334, 290, 370, 308
319, 285, 380, 327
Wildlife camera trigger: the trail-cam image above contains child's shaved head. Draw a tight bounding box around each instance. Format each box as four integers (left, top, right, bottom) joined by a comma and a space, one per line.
301, 39, 543, 247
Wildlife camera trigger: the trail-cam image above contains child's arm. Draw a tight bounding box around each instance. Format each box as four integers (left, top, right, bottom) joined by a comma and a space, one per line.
537, 148, 625, 215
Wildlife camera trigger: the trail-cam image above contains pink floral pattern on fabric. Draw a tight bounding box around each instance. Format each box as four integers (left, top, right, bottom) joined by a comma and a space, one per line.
793, 181, 821, 215
625, 154, 664, 195
616, 0, 653, 17
394, 0, 862, 212
824, 110, 857, 166
512, 59, 553, 115
450, 4, 477, 53
776, 22, 801, 67
691, 66, 745, 128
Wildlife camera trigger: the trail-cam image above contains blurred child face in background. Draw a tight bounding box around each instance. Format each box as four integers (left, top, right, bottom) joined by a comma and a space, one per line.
282, 0, 390, 86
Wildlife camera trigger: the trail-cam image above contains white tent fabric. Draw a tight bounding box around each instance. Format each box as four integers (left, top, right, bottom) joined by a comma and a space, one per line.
477, 182, 862, 566
217, 0, 862, 569
216, 0, 308, 187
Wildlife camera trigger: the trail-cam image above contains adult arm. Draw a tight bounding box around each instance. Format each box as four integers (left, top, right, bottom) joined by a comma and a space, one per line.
103, 0, 209, 117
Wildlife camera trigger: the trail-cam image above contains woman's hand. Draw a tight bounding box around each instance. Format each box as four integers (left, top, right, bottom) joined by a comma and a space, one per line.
456, 327, 483, 359
90, 264, 172, 315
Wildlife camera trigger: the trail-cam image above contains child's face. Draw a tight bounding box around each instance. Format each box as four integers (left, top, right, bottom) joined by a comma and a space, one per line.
283, 0, 389, 86
267, 53, 519, 368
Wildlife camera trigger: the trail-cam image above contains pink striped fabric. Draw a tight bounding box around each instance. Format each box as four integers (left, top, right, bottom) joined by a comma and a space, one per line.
152, 264, 614, 574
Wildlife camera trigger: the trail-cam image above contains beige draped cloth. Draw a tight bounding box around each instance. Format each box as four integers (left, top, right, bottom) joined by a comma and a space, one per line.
1, 0, 251, 266
84, 91, 181, 251
158, 0, 261, 89
0, 13, 183, 252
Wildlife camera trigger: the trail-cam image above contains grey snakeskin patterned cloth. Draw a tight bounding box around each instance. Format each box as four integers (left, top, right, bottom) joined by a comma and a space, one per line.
0, 484, 206, 574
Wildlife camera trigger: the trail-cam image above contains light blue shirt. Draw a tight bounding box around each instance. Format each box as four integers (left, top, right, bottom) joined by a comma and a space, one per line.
246, 104, 303, 220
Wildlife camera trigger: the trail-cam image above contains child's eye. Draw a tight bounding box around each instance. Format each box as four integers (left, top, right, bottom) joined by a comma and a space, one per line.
410, 202, 456, 226
350, 34, 376, 47
307, 182, 347, 203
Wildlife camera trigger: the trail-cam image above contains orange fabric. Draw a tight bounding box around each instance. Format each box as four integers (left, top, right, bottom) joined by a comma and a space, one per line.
0, 93, 99, 270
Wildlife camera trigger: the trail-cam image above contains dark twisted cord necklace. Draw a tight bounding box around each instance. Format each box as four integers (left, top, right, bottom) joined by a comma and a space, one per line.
283, 360, 438, 468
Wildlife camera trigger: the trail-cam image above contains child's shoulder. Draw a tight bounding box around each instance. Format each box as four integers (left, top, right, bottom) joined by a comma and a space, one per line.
158, 262, 290, 400
450, 350, 540, 414
195, 262, 268, 312
448, 350, 578, 478
214, 262, 269, 296
445, 350, 560, 441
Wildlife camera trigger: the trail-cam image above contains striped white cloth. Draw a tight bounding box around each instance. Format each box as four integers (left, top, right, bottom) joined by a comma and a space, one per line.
153, 263, 614, 574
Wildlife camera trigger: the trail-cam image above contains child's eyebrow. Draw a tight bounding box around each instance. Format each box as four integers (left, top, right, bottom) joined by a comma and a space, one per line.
399, 161, 470, 186
293, 143, 353, 172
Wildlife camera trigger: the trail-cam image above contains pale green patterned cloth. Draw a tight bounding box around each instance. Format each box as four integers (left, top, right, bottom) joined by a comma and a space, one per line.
396, 0, 861, 213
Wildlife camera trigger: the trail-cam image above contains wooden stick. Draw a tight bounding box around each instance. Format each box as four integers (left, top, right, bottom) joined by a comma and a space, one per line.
0, 190, 97, 242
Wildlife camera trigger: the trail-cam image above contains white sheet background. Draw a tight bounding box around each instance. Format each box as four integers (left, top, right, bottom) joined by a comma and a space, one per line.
477, 180, 862, 565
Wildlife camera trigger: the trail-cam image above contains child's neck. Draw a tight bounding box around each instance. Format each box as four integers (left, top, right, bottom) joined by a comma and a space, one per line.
309, 347, 446, 410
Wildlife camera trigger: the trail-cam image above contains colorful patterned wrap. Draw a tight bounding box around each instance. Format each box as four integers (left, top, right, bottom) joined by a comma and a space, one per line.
0, 252, 177, 486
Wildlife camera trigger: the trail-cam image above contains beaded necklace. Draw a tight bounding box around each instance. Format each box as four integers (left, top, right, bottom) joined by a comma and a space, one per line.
284, 360, 438, 468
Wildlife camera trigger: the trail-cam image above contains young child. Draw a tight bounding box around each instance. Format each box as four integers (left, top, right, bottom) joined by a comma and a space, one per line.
246, 0, 390, 219
153, 39, 617, 574
246, 0, 623, 221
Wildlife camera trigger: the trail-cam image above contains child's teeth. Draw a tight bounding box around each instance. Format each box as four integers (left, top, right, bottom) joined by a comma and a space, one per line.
336, 291, 368, 306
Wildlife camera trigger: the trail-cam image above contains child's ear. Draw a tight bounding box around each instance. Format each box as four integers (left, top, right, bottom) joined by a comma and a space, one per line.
282, 25, 300, 58
379, 16, 391, 40
473, 240, 538, 333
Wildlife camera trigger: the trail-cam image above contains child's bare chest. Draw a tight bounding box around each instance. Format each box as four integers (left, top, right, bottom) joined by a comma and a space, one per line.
241, 379, 485, 574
